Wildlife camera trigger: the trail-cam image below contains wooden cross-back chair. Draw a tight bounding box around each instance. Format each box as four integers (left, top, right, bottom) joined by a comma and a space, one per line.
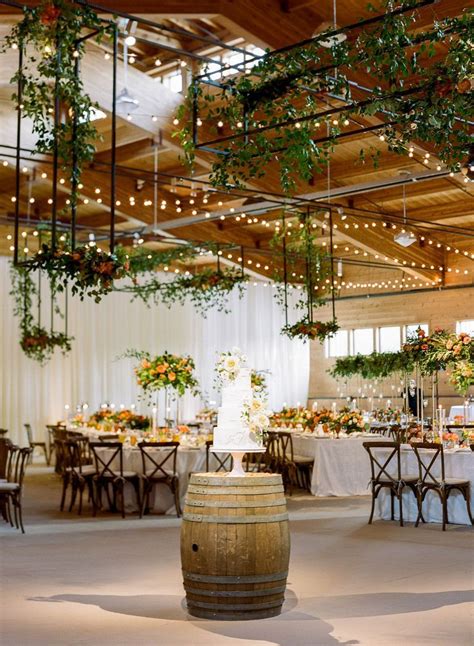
24, 423, 49, 465
411, 442, 474, 531
205, 440, 233, 473
139, 441, 181, 517
0, 445, 32, 533
363, 441, 419, 527
89, 442, 140, 518
275, 431, 314, 495
61, 440, 96, 515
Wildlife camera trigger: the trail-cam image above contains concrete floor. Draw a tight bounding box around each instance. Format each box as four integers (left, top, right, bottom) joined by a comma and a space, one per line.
1, 465, 473, 646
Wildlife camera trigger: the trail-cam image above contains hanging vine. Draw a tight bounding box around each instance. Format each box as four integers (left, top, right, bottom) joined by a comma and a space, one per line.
3, 0, 110, 204
175, 3, 473, 194
271, 209, 338, 342
10, 264, 73, 364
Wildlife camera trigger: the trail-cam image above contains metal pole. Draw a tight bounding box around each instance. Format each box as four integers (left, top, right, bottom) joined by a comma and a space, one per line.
71, 53, 79, 251
14, 45, 23, 266
110, 24, 118, 253
51, 38, 61, 253
328, 208, 336, 320
282, 213, 288, 326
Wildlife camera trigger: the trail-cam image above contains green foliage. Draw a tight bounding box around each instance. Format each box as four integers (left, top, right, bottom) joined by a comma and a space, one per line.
282, 317, 339, 343
10, 263, 73, 364
176, 3, 473, 194
28, 243, 129, 303
20, 325, 73, 364
4, 1, 111, 204
122, 267, 248, 315
330, 351, 414, 380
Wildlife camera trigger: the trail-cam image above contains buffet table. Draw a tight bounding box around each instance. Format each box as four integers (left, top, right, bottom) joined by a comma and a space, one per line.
291, 433, 385, 497
376, 446, 474, 525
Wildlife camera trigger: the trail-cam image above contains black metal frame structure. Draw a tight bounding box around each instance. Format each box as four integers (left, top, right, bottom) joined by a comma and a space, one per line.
188, 0, 454, 156
2, 0, 118, 266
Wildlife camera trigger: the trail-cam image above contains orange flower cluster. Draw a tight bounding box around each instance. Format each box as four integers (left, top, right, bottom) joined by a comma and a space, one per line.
134, 352, 199, 396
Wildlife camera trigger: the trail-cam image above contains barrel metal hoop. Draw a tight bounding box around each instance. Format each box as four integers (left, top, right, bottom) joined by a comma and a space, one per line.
187, 607, 282, 621
187, 485, 284, 496
190, 474, 282, 487
182, 571, 288, 584
185, 498, 286, 509
186, 598, 283, 611
184, 585, 287, 598
182, 512, 289, 524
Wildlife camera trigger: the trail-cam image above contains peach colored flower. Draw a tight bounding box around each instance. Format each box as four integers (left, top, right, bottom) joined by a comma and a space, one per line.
168, 372, 176, 381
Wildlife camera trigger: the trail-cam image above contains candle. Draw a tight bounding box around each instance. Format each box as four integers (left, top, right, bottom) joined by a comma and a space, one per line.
152, 406, 157, 434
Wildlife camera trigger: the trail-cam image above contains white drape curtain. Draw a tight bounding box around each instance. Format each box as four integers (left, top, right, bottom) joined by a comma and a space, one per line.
0, 256, 309, 444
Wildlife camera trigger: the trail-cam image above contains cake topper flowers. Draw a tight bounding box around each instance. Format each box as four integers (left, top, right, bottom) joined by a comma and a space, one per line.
216, 347, 248, 383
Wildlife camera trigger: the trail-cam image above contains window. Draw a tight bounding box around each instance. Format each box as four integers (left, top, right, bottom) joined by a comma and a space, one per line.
162, 71, 183, 93
327, 330, 349, 357
405, 323, 429, 340
456, 320, 474, 335
378, 326, 401, 352
245, 46, 266, 69
353, 328, 374, 355
221, 52, 245, 76
204, 57, 222, 81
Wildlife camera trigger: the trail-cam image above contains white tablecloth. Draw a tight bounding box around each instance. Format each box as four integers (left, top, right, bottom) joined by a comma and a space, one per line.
449, 404, 474, 422
376, 447, 474, 525
95, 445, 207, 513
291, 434, 385, 497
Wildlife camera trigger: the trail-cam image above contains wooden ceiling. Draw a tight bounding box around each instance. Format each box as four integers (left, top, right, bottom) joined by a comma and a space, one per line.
0, 0, 472, 299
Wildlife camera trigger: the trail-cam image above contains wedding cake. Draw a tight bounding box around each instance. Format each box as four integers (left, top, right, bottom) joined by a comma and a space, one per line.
213, 349, 269, 452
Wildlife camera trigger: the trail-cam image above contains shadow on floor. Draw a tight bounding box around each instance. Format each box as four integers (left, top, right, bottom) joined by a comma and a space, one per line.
28, 590, 351, 646
29, 588, 473, 620
28, 588, 472, 644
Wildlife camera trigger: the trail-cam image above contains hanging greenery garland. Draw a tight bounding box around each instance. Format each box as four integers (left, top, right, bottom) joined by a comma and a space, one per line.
176, 3, 473, 194
270, 209, 338, 341
20, 326, 73, 364
330, 351, 414, 380
3, 0, 110, 200
121, 267, 248, 315
10, 264, 73, 364
282, 317, 340, 342
330, 327, 474, 395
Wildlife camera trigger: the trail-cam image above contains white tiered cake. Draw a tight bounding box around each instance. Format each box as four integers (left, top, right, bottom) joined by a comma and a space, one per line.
213, 366, 264, 452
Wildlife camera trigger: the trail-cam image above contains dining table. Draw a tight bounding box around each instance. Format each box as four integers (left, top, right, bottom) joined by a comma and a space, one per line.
69, 426, 213, 513
290, 432, 386, 497
375, 445, 474, 526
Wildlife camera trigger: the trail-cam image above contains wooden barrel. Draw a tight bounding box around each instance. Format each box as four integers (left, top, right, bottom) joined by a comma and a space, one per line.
181, 472, 290, 620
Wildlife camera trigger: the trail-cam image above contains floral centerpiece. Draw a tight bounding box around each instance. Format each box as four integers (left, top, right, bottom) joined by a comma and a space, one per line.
129, 350, 199, 397
270, 406, 314, 430
312, 409, 337, 432
335, 409, 366, 434
115, 410, 150, 430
